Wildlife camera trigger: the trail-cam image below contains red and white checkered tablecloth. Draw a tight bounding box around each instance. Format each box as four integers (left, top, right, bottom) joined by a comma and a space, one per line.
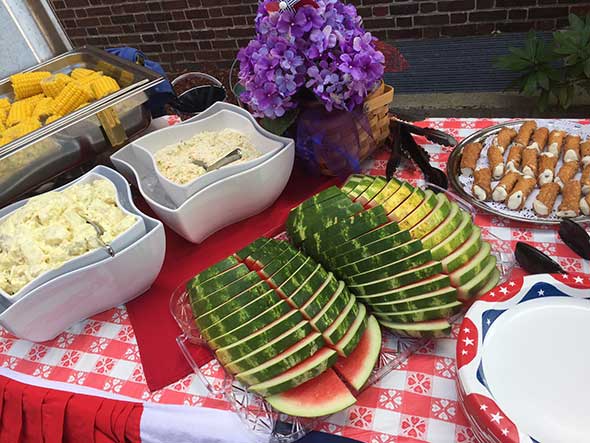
0, 118, 588, 443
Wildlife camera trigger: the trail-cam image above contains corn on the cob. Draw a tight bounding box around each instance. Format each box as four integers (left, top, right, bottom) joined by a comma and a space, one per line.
32, 97, 54, 121
0, 108, 7, 125
90, 75, 120, 100
45, 114, 62, 124
10, 71, 51, 100
75, 72, 103, 99
6, 99, 35, 127
40, 73, 72, 98
0, 119, 5, 132
22, 93, 46, 108
0, 98, 10, 111
51, 82, 90, 116
70, 67, 96, 80
1, 118, 41, 143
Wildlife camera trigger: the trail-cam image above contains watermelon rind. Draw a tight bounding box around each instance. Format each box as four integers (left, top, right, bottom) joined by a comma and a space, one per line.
261, 252, 306, 280
271, 257, 315, 291
430, 211, 473, 261
441, 226, 482, 273
449, 243, 492, 287
382, 182, 414, 214
421, 203, 462, 250
236, 333, 325, 386
286, 265, 330, 308
300, 273, 339, 319
334, 305, 369, 357
245, 240, 295, 270
380, 318, 452, 338
474, 268, 501, 298
235, 237, 272, 260
389, 187, 426, 222
226, 320, 313, 374
344, 250, 432, 286
323, 297, 360, 345
189, 263, 251, 300
215, 309, 304, 365
191, 271, 263, 315
370, 286, 458, 313
249, 348, 339, 397
334, 315, 382, 391
457, 256, 498, 301
341, 174, 364, 194
356, 274, 450, 305
298, 186, 345, 210
348, 176, 376, 200
357, 176, 387, 204
265, 368, 356, 417
369, 177, 402, 207
188, 256, 240, 287
399, 190, 437, 231
409, 193, 451, 239
287, 195, 355, 232
208, 300, 292, 348
311, 282, 351, 332
290, 203, 363, 244
373, 300, 462, 323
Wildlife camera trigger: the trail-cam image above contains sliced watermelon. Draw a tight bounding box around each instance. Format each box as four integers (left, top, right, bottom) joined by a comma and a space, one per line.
285, 265, 330, 308
300, 273, 339, 319
356, 274, 450, 305
259, 250, 306, 279
344, 250, 432, 286
449, 243, 492, 287
270, 257, 314, 292
334, 305, 369, 357
287, 195, 355, 233
189, 263, 251, 301
266, 368, 356, 417
441, 226, 482, 273
357, 176, 387, 205
249, 347, 339, 397
457, 258, 498, 301
374, 300, 462, 323
341, 174, 365, 194
474, 268, 501, 299
297, 186, 345, 210
368, 177, 402, 207
421, 202, 461, 250
245, 240, 295, 270
430, 211, 473, 261
380, 318, 452, 338
348, 176, 376, 200
334, 315, 382, 391
290, 203, 363, 245
322, 297, 359, 345
399, 190, 437, 230
389, 187, 426, 222
188, 256, 240, 287
235, 238, 272, 260
370, 286, 458, 313
236, 332, 325, 386
409, 193, 451, 239
311, 282, 351, 332
382, 182, 414, 214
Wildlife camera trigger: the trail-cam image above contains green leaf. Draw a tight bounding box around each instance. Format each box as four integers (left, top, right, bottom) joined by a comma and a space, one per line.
508, 46, 531, 61
495, 54, 532, 71
259, 109, 300, 136
525, 30, 537, 60
569, 13, 585, 32
523, 74, 539, 96
537, 70, 550, 90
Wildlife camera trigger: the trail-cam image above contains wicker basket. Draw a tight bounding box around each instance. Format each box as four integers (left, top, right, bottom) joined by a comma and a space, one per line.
319, 80, 394, 176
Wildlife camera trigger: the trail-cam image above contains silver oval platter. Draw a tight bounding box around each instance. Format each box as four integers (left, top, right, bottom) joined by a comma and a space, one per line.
447, 119, 590, 225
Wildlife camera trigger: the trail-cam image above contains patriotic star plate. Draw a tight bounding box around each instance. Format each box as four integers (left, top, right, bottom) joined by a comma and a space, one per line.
457, 273, 590, 443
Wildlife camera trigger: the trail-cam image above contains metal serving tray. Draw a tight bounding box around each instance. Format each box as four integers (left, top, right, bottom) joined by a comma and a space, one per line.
0, 46, 164, 207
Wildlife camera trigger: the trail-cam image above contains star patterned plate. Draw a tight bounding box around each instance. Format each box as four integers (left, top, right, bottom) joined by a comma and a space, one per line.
457, 273, 590, 443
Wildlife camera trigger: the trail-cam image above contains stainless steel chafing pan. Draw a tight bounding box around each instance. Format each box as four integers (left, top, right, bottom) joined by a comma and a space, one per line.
0, 45, 164, 207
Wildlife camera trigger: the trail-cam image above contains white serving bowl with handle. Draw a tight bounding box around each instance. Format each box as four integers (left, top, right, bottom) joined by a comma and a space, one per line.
132, 103, 285, 206
0, 166, 166, 342
111, 102, 295, 244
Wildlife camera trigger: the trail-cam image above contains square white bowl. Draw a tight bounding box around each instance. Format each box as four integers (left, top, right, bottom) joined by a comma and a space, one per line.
132, 103, 286, 207
0, 169, 147, 304
0, 166, 166, 342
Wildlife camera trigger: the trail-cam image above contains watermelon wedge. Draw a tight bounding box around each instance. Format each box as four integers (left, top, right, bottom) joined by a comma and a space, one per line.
266, 368, 356, 417
333, 315, 382, 391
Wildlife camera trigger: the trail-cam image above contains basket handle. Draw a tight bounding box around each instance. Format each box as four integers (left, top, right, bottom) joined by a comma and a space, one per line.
364, 84, 394, 113
171, 72, 223, 88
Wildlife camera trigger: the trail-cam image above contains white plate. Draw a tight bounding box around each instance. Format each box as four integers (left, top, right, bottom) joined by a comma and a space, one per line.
0, 169, 146, 304
132, 103, 285, 206
457, 273, 590, 443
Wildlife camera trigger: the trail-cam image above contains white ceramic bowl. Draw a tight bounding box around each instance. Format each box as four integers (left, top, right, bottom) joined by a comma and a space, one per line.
0, 166, 166, 342
111, 116, 294, 243
0, 169, 147, 304
133, 103, 285, 207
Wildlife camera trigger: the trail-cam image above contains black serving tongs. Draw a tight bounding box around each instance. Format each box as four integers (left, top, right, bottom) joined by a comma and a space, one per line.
559, 219, 590, 260
515, 242, 566, 274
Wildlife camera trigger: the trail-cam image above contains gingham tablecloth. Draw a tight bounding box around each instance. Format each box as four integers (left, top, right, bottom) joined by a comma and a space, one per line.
0, 118, 588, 443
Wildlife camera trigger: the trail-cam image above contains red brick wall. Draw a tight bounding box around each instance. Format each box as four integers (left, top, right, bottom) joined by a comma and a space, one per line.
50, 0, 590, 79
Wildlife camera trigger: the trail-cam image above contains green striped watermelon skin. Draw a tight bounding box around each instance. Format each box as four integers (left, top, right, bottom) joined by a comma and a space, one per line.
335, 240, 423, 276
370, 286, 457, 313
430, 213, 473, 261
188, 264, 250, 301
449, 244, 492, 287
287, 195, 355, 233
369, 178, 402, 207
356, 274, 450, 305
261, 252, 306, 279
215, 310, 305, 365
380, 319, 452, 338
188, 256, 240, 287
236, 238, 272, 260
348, 176, 376, 200
289, 203, 363, 245
298, 186, 346, 210
357, 176, 387, 204
236, 333, 325, 386
341, 174, 364, 194
301, 275, 339, 319
208, 300, 292, 349
335, 306, 369, 357
409, 194, 451, 239
270, 257, 314, 288
442, 228, 482, 273
274, 261, 317, 297
245, 240, 295, 269
312, 286, 352, 332
374, 300, 462, 323
389, 188, 426, 222
344, 250, 432, 286
287, 267, 331, 308
323, 299, 360, 345
226, 321, 313, 374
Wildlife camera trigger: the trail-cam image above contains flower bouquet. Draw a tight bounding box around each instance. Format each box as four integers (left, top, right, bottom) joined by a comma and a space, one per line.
236, 0, 404, 176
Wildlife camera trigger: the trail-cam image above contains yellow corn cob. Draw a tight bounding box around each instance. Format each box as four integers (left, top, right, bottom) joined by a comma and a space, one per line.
32, 97, 54, 120
45, 114, 62, 124
70, 67, 96, 80
40, 73, 72, 98
22, 93, 46, 108
0, 98, 10, 111
10, 71, 52, 100
1, 118, 41, 144
75, 72, 103, 99
0, 108, 7, 125
6, 99, 35, 127
51, 82, 90, 116
90, 75, 120, 100
0, 119, 5, 132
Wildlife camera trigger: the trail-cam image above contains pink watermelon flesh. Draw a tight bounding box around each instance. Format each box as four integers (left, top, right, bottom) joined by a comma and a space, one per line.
333, 315, 382, 391
266, 368, 356, 417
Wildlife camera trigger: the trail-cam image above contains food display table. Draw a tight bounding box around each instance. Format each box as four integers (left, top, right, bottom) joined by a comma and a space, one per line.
0, 117, 587, 443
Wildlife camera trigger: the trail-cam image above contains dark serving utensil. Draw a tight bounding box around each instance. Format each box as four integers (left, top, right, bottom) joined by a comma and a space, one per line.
559, 219, 590, 260
385, 120, 402, 180
515, 242, 566, 274
395, 119, 458, 147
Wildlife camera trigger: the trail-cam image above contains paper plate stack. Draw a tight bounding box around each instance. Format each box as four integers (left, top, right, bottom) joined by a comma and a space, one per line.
456, 273, 590, 443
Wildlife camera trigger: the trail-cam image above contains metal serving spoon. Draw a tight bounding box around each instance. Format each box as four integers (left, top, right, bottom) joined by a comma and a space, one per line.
84, 218, 115, 257
192, 148, 243, 172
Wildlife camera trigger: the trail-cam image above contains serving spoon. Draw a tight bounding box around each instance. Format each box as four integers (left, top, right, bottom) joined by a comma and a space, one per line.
192, 148, 243, 172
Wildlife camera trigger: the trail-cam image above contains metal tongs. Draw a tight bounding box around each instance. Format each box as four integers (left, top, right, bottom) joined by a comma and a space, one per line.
83, 217, 115, 257
192, 148, 243, 172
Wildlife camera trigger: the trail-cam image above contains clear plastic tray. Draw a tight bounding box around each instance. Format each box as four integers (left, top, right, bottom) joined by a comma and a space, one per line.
169, 184, 515, 442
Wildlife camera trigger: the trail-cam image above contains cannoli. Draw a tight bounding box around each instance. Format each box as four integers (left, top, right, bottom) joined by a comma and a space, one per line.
472, 167, 493, 201
547, 130, 566, 157
533, 182, 561, 217
514, 120, 537, 147
563, 135, 581, 162
506, 145, 524, 172
555, 161, 579, 189
493, 127, 518, 153
580, 194, 590, 216
582, 164, 590, 195
522, 148, 538, 178
460, 142, 483, 176
492, 171, 521, 203
526, 127, 549, 152
507, 176, 537, 210
538, 152, 558, 186
581, 140, 590, 167
488, 145, 505, 179
557, 180, 582, 218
